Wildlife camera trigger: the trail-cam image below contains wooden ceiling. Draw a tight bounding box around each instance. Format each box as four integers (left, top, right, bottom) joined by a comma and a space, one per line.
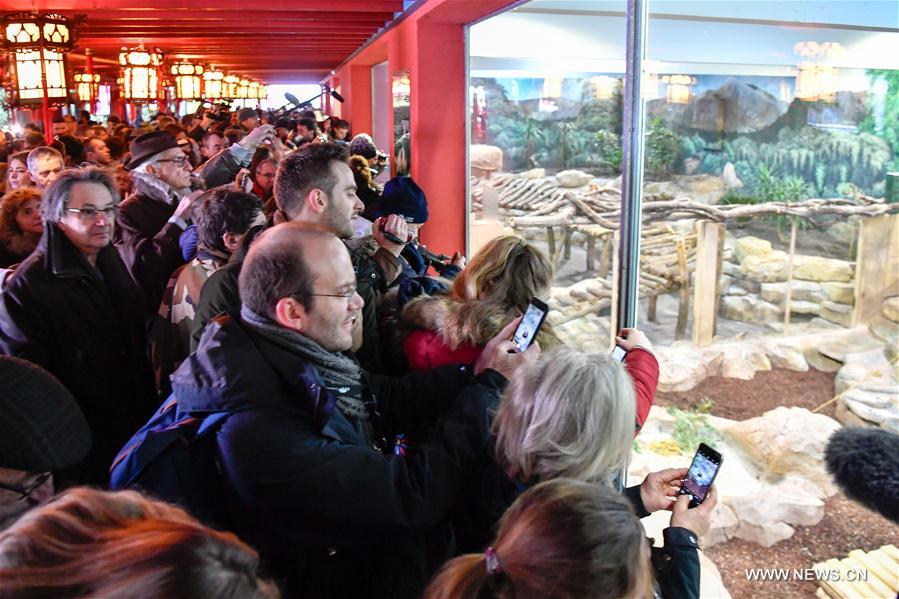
0, 1, 406, 83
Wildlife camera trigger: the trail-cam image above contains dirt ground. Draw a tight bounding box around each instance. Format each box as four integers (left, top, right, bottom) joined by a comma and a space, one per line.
656, 369, 899, 599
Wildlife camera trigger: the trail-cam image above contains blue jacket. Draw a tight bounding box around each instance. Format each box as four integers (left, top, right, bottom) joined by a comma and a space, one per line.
171, 313, 506, 598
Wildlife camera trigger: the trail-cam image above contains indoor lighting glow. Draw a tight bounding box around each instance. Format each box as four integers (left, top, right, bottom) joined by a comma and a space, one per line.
171, 60, 204, 100
1, 12, 75, 105
119, 45, 164, 101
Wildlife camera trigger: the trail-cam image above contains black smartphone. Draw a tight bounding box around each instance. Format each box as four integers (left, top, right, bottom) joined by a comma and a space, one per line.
679, 443, 722, 508
511, 298, 549, 352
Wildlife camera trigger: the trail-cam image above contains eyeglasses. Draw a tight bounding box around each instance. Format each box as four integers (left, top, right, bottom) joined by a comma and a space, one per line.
65, 205, 118, 221
294, 286, 358, 300
156, 156, 190, 167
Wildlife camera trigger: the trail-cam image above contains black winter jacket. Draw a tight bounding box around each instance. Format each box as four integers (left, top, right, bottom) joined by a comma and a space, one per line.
190, 232, 398, 372
0, 224, 157, 484
172, 314, 506, 598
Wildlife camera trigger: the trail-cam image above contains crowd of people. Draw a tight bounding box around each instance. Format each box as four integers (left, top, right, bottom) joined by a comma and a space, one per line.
0, 105, 716, 599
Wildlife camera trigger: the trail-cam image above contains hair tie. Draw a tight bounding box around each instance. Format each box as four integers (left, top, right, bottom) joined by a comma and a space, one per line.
485, 546, 503, 577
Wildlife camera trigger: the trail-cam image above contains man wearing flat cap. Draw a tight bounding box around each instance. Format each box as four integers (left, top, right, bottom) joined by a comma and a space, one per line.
237, 107, 259, 133
115, 124, 276, 312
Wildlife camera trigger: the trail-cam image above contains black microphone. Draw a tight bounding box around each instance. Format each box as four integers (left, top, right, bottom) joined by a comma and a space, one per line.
330, 90, 345, 103
825, 427, 899, 524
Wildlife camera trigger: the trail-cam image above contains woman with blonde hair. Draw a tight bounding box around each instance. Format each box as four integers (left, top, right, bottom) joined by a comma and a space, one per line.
0, 487, 279, 599
0, 187, 42, 268
448, 338, 714, 598
402, 235, 558, 371
425, 479, 654, 599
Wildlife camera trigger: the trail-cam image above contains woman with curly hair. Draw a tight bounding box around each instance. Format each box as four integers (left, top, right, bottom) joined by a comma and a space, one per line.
0, 187, 42, 268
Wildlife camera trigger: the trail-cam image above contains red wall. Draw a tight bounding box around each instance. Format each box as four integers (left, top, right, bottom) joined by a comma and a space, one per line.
327, 0, 517, 256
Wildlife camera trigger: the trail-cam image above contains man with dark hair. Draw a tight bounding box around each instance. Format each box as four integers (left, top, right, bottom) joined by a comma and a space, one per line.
199, 131, 224, 163
166, 222, 532, 598
83, 137, 112, 167
0, 168, 156, 484
294, 118, 316, 145
191, 143, 408, 371
153, 188, 264, 395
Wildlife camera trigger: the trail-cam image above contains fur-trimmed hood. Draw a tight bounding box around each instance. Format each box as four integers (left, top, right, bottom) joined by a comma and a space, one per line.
129, 171, 185, 206
0, 229, 40, 262
402, 294, 561, 351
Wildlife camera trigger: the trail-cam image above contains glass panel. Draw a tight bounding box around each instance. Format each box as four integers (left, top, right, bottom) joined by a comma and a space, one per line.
468, 1, 628, 353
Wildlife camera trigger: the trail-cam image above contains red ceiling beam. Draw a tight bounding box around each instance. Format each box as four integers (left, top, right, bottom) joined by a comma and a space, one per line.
75, 12, 393, 22
82, 19, 388, 28
0, 1, 404, 12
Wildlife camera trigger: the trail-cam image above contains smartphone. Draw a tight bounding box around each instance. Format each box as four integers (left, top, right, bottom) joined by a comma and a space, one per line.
610, 346, 627, 361
679, 443, 722, 508
511, 298, 549, 352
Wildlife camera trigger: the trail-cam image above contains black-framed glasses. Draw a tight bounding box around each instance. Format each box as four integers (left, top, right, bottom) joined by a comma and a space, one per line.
156, 156, 190, 167
294, 286, 358, 300
65, 205, 118, 221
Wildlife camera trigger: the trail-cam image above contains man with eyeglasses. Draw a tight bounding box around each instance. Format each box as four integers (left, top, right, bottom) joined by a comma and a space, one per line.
149, 222, 534, 598
0, 168, 157, 485
115, 126, 276, 314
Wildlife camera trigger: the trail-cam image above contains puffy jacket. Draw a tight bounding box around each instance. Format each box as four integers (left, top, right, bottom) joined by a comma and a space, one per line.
172, 314, 507, 598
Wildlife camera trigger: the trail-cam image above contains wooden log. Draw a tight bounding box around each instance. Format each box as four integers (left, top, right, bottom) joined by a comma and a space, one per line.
675, 239, 690, 340
547, 226, 557, 258
599, 234, 613, 277
852, 214, 897, 325
563, 228, 572, 261
782, 217, 799, 336
586, 235, 596, 271
691, 222, 724, 347
647, 295, 658, 322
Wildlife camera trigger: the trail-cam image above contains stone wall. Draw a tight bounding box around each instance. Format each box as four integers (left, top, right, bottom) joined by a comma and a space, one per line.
720, 235, 856, 330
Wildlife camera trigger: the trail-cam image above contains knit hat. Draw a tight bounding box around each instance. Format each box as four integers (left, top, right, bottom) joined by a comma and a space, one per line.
0, 356, 91, 472
237, 107, 258, 124
378, 176, 428, 224
349, 133, 378, 160
124, 131, 180, 170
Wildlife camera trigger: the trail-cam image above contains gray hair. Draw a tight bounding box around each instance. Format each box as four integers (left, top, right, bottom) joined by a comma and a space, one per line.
26, 146, 64, 176
493, 347, 636, 487
42, 167, 120, 224
129, 153, 163, 174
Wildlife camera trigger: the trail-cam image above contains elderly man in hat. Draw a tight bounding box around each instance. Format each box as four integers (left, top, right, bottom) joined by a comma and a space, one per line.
0, 168, 157, 485
115, 124, 275, 312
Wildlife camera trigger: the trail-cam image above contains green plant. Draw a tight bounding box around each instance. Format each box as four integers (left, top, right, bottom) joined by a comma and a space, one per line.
595, 129, 622, 173
646, 117, 681, 179
666, 406, 720, 454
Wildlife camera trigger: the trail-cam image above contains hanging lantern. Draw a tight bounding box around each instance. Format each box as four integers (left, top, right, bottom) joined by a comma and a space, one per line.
258, 84, 268, 101
222, 74, 240, 100
203, 67, 224, 100
236, 78, 250, 99
1, 12, 77, 104
118, 44, 164, 101
246, 81, 260, 100
171, 59, 203, 100
663, 74, 695, 104
73, 71, 100, 103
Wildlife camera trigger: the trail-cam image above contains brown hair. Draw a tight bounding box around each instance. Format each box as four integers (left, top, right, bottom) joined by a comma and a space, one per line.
443, 235, 555, 349
0, 487, 280, 599
424, 479, 652, 599
0, 187, 41, 238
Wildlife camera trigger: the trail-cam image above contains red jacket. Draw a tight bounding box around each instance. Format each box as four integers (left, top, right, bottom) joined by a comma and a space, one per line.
404, 331, 658, 430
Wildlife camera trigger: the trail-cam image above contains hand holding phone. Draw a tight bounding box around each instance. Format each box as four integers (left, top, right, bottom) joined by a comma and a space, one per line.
679, 443, 722, 508
377, 216, 413, 245
511, 298, 549, 352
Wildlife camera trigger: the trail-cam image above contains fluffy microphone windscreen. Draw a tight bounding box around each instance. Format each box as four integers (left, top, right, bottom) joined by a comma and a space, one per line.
825, 427, 899, 524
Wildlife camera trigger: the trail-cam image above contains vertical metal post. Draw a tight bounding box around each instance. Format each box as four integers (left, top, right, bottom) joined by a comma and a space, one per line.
616, 0, 649, 494
616, 0, 649, 332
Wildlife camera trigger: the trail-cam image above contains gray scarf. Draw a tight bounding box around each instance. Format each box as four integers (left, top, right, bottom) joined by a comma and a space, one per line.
240, 306, 374, 443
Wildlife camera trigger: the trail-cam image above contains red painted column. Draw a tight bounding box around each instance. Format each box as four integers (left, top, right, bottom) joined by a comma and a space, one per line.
348, 65, 373, 135
413, 20, 466, 256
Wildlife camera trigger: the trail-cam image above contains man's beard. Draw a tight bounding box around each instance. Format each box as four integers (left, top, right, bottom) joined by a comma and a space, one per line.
322, 204, 355, 240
